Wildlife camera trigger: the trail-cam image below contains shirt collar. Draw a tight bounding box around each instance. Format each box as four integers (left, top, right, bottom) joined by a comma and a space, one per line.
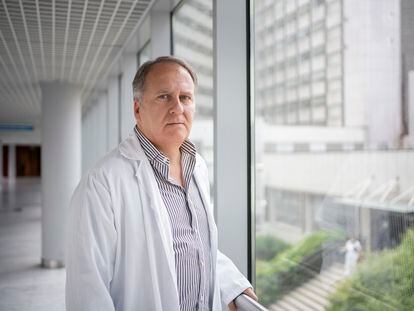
134, 126, 197, 180
134, 126, 168, 164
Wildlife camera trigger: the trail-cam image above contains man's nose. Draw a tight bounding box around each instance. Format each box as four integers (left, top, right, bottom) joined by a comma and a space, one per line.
169, 96, 184, 114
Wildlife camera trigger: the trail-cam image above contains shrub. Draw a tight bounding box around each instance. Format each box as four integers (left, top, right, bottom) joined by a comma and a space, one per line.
256, 235, 290, 261
256, 230, 341, 307
327, 228, 414, 311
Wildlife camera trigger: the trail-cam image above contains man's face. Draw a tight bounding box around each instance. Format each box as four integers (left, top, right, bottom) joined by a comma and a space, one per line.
134, 62, 195, 152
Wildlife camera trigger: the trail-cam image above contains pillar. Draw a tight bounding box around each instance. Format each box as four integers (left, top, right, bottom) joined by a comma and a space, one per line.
5, 144, 17, 210
214, 0, 250, 278
40, 82, 81, 268
8, 144, 16, 183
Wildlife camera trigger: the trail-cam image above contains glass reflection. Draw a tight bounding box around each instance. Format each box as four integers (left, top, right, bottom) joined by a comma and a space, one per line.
172, 0, 214, 194
253, 0, 414, 310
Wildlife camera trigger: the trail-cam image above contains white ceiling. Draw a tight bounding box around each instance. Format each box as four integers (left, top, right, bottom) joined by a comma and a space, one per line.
0, 0, 152, 124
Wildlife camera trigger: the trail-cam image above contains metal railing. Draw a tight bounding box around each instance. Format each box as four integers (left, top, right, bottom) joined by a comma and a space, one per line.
234, 294, 269, 311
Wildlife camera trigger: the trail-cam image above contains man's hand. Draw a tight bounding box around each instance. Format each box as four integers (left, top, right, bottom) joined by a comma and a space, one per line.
228, 287, 258, 311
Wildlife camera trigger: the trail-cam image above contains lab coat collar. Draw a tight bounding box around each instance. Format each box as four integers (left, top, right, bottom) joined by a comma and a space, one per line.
118, 131, 147, 162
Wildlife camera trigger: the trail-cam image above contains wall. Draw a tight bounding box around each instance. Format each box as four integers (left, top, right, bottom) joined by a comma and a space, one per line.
344, 0, 402, 147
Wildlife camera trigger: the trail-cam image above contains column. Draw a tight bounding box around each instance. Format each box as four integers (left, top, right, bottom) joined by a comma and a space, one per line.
8, 144, 16, 183
40, 82, 81, 268
5, 144, 17, 210
214, 0, 250, 277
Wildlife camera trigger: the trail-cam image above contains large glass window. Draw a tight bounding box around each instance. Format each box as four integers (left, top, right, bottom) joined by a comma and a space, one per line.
137, 40, 151, 67
172, 0, 214, 193
252, 0, 414, 309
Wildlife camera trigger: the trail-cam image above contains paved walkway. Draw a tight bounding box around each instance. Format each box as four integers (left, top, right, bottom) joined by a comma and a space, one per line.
0, 178, 65, 311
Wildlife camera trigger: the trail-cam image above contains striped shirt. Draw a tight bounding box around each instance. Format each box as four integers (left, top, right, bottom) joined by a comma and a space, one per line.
134, 126, 211, 311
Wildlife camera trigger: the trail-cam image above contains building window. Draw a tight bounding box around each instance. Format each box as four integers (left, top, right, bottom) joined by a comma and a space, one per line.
252, 0, 414, 309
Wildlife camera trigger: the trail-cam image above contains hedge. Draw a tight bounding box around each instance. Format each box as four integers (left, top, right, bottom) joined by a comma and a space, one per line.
256, 235, 290, 261
256, 230, 341, 307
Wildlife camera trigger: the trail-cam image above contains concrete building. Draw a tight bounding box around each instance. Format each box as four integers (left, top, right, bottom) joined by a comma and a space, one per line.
254, 0, 414, 251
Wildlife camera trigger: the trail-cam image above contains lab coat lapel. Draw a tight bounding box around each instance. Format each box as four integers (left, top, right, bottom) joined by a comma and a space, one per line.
193, 164, 218, 262
135, 160, 177, 286
193, 164, 221, 309
119, 132, 177, 293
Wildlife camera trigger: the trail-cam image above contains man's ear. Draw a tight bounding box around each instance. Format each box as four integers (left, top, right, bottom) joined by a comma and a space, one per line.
134, 100, 141, 125
134, 100, 140, 115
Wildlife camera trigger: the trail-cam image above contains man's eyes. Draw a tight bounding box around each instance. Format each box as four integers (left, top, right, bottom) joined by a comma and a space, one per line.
180, 95, 193, 103
158, 94, 169, 100
157, 94, 193, 103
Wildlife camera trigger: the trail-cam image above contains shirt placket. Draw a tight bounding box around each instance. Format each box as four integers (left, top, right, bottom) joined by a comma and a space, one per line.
187, 191, 207, 310
136, 127, 209, 310
167, 169, 206, 310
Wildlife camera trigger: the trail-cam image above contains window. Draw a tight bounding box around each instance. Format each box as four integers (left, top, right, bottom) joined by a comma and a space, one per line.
171, 0, 214, 194
252, 0, 414, 309
137, 40, 151, 67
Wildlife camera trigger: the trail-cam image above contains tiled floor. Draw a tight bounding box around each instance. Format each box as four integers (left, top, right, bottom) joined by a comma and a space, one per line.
0, 178, 65, 311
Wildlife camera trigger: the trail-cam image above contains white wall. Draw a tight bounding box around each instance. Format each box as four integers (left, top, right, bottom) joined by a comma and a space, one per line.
0, 127, 41, 145
263, 150, 414, 198
344, 0, 402, 147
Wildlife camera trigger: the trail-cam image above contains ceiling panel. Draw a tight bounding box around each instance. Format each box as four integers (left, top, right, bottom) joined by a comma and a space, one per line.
0, 0, 152, 123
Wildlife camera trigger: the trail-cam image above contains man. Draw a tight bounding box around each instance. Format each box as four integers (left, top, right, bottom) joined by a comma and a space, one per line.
66, 56, 257, 310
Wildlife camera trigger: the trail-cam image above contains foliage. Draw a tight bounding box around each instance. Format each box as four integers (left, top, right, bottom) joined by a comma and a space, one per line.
256, 235, 290, 261
256, 230, 341, 307
327, 228, 414, 311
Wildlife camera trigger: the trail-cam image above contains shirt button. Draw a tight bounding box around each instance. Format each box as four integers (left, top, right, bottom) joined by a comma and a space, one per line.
201, 260, 205, 266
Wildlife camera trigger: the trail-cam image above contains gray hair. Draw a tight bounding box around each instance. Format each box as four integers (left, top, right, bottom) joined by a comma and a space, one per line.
132, 55, 198, 102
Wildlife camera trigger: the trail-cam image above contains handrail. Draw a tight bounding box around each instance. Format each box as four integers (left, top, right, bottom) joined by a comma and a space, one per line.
234, 294, 269, 311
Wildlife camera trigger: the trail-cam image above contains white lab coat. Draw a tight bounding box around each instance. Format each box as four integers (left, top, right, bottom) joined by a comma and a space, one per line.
66, 131, 251, 311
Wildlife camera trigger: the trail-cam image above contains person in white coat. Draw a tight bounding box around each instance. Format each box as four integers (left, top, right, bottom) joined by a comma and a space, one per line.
66, 56, 257, 310
343, 237, 362, 276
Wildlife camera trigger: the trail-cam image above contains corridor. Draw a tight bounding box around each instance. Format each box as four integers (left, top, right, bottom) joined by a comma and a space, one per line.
0, 179, 65, 310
